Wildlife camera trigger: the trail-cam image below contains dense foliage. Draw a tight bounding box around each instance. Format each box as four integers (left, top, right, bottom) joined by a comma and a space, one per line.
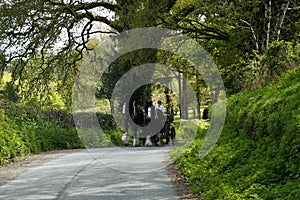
1, 0, 299, 96
0, 103, 123, 165
172, 66, 300, 199
0, 103, 83, 165
0, 1, 299, 197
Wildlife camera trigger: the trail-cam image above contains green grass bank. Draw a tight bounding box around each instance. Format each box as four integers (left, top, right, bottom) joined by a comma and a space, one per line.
172, 67, 300, 199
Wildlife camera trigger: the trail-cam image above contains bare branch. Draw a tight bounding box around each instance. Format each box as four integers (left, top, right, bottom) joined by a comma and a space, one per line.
276, 0, 290, 40
239, 19, 259, 52
265, 0, 272, 50
48, 0, 121, 32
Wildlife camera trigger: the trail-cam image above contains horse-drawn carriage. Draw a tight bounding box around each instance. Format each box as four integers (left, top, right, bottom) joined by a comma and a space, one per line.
121, 101, 176, 146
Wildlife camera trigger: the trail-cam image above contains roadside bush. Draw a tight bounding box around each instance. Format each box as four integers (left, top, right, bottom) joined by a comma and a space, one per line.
72, 111, 121, 146
172, 66, 300, 199
0, 114, 29, 164
39, 109, 74, 128
40, 110, 121, 146
0, 104, 84, 165
0, 103, 125, 165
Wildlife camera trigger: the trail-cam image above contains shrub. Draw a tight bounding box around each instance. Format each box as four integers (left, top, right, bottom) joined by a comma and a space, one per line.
0, 103, 126, 165
0, 104, 84, 165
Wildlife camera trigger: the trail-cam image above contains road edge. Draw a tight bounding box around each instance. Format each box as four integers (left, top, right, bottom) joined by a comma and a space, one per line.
165, 155, 201, 200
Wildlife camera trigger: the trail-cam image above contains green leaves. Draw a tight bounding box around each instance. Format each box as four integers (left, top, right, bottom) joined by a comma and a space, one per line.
171, 66, 300, 199
0, 104, 84, 165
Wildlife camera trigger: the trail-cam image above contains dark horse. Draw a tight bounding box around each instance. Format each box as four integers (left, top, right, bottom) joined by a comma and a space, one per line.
162, 110, 176, 145
121, 101, 175, 146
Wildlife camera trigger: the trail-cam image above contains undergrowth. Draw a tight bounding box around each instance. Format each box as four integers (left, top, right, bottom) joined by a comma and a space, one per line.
0, 104, 123, 165
0, 106, 83, 165
171, 67, 300, 199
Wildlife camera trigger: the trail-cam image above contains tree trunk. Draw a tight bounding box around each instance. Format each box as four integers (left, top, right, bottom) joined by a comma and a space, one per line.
265, 0, 272, 50
178, 72, 182, 119
276, 1, 290, 41
181, 74, 189, 119
109, 99, 114, 115
196, 75, 201, 119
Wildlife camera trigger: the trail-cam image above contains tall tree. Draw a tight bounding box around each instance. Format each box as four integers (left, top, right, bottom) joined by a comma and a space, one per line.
0, 0, 176, 89
160, 0, 300, 93
1, 0, 298, 97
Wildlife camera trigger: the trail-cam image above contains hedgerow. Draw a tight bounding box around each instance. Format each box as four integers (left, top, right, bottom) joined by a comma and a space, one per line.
0, 104, 85, 165
171, 66, 300, 199
0, 103, 123, 165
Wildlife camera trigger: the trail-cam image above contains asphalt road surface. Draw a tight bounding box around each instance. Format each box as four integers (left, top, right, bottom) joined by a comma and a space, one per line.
0, 146, 179, 200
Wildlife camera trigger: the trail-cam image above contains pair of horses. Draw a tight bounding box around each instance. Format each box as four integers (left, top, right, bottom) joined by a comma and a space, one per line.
121, 101, 175, 146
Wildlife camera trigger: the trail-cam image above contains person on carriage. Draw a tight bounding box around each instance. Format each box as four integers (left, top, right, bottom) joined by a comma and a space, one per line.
156, 100, 165, 113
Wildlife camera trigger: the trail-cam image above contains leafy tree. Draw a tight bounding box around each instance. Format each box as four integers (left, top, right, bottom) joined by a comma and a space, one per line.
0, 83, 19, 103
0, 0, 176, 87
1, 0, 298, 101
96, 49, 159, 107
160, 0, 300, 93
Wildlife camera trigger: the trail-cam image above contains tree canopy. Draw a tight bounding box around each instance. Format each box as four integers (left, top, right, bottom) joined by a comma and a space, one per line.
0, 0, 299, 101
